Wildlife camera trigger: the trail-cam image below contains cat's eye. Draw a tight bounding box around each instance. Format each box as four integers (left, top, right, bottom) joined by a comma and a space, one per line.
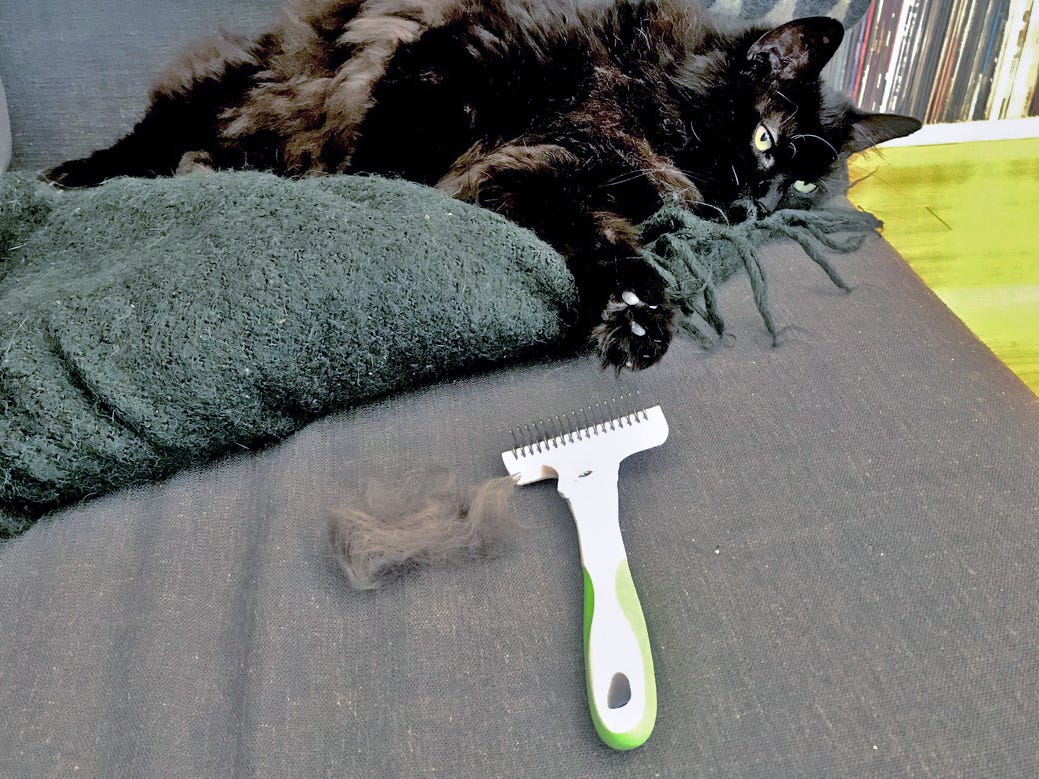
753, 124, 773, 152
792, 179, 817, 193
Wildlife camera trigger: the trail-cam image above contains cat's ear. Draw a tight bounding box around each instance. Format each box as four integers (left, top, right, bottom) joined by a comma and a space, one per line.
747, 17, 844, 81
843, 112, 923, 153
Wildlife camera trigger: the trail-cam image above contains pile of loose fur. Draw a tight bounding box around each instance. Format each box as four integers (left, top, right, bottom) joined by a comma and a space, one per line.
327, 471, 521, 589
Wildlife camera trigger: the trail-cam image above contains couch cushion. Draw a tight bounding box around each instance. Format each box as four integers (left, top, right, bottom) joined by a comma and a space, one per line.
0, 0, 275, 170
0, 75, 10, 172
0, 234, 1035, 777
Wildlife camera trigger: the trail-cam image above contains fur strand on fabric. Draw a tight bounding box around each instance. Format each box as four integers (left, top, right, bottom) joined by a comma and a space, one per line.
327, 472, 521, 589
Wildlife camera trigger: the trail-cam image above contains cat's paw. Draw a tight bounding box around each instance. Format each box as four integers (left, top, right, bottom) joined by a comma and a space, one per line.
176, 150, 215, 175
592, 290, 674, 371
41, 157, 109, 188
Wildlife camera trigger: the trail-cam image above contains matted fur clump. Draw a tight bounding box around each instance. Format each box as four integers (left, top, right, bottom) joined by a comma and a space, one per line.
327, 472, 521, 589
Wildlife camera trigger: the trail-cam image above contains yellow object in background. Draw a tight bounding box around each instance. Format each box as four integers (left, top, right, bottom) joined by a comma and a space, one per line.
847, 138, 1039, 395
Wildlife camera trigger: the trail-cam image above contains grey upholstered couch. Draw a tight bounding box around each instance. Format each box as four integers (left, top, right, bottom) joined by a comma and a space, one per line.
1, 2, 1036, 777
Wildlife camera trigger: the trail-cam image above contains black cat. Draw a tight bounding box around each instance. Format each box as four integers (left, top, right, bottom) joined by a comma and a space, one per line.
45, 0, 921, 370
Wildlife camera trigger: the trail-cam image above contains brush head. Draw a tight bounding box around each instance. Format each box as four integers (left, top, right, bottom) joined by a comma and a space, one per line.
502, 402, 669, 486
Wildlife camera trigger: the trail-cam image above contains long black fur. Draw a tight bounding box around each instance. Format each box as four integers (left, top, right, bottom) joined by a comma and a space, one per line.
44, 0, 921, 370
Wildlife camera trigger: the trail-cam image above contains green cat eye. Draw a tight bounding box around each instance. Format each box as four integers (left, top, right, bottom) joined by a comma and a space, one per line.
753, 124, 773, 152
793, 179, 817, 193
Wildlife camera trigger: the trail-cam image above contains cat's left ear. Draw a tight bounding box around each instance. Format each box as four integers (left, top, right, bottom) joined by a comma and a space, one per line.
747, 17, 844, 81
843, 112, 923, 153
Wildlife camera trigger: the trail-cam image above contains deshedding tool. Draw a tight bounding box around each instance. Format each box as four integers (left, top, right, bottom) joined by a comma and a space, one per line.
501, 400, 669, 750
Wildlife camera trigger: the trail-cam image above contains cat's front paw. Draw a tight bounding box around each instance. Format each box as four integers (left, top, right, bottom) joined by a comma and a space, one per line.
592, 290, 674, 371
42, 157, 109, 188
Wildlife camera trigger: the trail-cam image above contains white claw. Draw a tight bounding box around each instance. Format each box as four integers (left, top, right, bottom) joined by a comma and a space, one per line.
630, 322, 647, 337
621, 291, 642, 306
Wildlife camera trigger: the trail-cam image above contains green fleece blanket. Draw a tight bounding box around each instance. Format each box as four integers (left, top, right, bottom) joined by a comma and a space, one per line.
0, 172, 879, 537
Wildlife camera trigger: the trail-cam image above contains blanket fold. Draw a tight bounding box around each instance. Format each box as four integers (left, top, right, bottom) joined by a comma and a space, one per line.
0, 171, 879, 537
0, 172, 576, 535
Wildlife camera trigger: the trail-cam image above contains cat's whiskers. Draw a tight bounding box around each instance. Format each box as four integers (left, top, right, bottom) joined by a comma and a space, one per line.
673, 165, 704, 182
775, 89, 798, 112
600, 167, 671, 187
694, 201, 729, 222
668, 184, 705, 207
792, 133, 838, 158
600, 164, 706, 189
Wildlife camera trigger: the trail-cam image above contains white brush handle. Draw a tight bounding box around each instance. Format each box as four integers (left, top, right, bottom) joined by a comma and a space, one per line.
557, 466, 656, 750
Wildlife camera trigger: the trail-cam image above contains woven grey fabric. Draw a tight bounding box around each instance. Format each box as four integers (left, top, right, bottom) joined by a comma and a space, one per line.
0, 75, 10, 172
0, 0, 275, 171
1, 235, 1036, 777
1, 0, 1035, 775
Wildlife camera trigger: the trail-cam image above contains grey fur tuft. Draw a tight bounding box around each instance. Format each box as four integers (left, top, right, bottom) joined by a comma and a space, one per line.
327, 471, 522, 590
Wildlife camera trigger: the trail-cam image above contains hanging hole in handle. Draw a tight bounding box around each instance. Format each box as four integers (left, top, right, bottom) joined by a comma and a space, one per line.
607, 672, 632, 709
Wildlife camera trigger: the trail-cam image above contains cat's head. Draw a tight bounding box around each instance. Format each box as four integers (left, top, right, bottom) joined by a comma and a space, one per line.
673, 16, 921, 221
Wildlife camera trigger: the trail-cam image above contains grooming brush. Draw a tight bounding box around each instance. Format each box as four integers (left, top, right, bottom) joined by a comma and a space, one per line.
502, 398, 669, 750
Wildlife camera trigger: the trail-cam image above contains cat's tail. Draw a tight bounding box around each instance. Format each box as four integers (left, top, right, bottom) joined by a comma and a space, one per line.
43, 32, 267, 187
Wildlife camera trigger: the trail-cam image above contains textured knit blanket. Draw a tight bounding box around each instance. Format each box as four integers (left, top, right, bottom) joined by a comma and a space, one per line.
0, 171, 878, 537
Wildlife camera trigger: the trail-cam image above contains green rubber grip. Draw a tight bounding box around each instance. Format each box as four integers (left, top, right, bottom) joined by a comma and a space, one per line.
582, 562, 657, 750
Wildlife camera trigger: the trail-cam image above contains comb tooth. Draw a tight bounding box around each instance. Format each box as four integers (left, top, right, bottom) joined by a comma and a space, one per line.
540, 421, 556, 450
524, 423, 538, 454
554, 414, 569, 445
551, 415, 564, 446
627, 392, 638, 424
562, 411, 577, 443
510, 427, 521, 459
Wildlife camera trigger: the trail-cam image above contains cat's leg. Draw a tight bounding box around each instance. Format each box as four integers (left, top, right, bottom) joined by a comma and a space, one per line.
437, 142, 674, 371
583, 210, 675, 371
44, 33, 263, 187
